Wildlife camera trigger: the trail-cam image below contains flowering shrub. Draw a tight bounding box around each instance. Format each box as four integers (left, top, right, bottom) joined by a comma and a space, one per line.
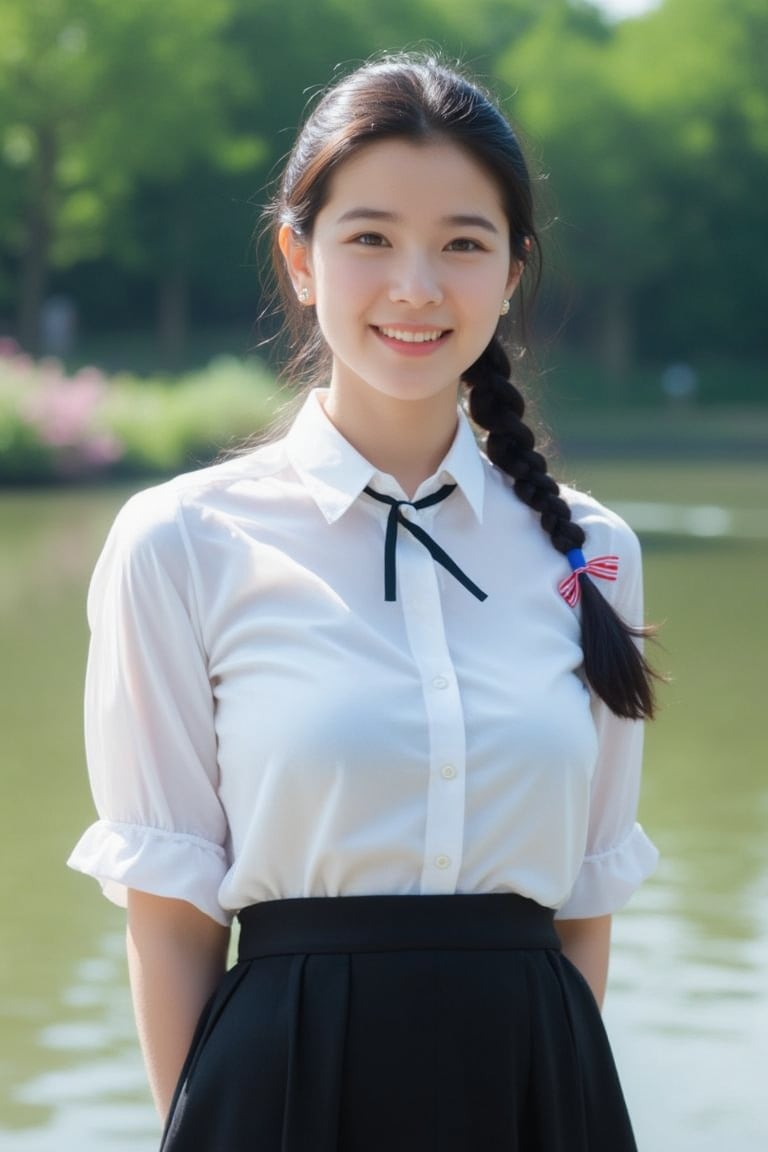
0, 338, 280, 483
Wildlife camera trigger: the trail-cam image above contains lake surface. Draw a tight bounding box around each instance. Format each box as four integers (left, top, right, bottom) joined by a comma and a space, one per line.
1, 467, 766, 1151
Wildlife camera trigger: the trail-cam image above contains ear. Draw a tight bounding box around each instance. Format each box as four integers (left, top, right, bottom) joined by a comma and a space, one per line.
505, 258, 524, 299
278, 223, 315, 305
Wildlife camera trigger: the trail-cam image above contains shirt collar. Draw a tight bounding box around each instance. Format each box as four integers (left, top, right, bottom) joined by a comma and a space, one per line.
285, 389, 485, 525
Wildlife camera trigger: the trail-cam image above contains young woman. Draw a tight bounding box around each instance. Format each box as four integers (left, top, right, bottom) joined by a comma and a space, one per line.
69, 53, 659, 1152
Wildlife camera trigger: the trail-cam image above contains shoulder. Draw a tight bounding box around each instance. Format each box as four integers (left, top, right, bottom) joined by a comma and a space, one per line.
107, 438, 288, 556
486, 464, 640, 563
559, 483, 641, 565
558, 483, 643, 617
89, 439, 289, 609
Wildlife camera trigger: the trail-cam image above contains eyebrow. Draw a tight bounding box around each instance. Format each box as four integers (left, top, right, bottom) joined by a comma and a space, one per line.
335, 208, 499, 234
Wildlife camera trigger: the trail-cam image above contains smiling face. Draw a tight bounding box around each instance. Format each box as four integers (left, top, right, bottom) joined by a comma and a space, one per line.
280, 138, 521, 411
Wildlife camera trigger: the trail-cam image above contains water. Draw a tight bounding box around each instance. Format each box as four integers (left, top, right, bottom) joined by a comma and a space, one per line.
1, 472, 766, 1151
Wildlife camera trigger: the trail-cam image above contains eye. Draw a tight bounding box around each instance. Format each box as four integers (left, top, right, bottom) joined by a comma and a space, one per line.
445, 237, 485, 252
351, 232, 389, 247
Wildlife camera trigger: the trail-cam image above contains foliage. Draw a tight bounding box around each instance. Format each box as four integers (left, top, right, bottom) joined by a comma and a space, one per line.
0, 0, 765, 378
103, 357, 280, 474
497, 0, 768, 363
610, 0, 768, 358
0, 0, 262, 349
0, 340, 280, 483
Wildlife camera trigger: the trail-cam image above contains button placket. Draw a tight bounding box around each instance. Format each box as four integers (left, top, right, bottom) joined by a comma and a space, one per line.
397, 526, 466, 895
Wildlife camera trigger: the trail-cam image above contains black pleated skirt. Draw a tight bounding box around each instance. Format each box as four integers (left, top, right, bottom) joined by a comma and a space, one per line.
160, 894, 637, 1152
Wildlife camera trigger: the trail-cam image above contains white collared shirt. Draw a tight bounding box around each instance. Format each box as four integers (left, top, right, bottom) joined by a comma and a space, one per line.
68, 390, 658, 925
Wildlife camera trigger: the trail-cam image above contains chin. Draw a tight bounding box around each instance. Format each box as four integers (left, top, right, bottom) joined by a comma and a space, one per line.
377, 383, 459, 405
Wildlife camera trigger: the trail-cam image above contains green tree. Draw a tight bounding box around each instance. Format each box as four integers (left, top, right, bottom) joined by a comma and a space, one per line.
496, 3, 668, 380
5, 0, 764, 373
496, 0, 768, 373
611, 0, 768, 359
0, 0, 258, 355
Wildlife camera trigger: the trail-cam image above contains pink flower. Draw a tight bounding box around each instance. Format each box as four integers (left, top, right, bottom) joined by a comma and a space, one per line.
16, 360, 124, 473
24, 374, 107, 448
81, 433, 124, 465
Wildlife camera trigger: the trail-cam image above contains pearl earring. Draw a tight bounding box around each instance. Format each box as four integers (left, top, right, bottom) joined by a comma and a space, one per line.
499, 298, 510, 317
298, 287, 310, 304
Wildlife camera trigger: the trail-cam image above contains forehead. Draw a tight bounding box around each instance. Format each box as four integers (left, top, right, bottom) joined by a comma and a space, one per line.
320, 138, 507, 222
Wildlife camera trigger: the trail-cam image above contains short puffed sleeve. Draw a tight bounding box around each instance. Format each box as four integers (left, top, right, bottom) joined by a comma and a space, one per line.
67, 485, 230, 925
555, 498, 659, 919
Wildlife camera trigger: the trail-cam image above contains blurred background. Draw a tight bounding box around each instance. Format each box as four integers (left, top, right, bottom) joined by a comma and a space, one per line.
1, 0, 766, 1148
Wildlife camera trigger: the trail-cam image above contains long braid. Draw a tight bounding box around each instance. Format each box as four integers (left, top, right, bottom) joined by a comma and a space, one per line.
463, 337, 657, 720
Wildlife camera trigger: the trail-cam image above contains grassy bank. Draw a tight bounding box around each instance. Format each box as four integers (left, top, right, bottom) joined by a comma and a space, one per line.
2, 334, 766, 484
0, 343, 282, 483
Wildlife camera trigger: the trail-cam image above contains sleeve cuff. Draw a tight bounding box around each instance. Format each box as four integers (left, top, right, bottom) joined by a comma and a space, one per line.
555, 822, 659, 920
67, 819, 231, 926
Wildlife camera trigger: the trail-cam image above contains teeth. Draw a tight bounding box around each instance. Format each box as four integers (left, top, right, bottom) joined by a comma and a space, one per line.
380, 327, 444, 343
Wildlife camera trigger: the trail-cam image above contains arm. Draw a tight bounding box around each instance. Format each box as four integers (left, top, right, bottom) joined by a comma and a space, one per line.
555, 914, 612, 1009
126, 890, 230, 1121
553, 510, 657, 1004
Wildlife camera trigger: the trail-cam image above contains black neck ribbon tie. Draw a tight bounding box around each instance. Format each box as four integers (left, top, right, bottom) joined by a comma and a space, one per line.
363, 483, 487, 603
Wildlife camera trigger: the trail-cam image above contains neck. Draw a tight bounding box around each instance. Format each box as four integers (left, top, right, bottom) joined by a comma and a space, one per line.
322, 385, 459, 498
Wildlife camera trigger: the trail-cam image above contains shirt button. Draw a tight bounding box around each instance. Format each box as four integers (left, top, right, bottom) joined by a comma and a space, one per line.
440, 764, 457, 780
435, 854, 451, 869
432, 675, 449, 690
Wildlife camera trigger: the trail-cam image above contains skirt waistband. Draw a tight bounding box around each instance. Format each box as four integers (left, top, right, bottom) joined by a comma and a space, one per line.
237, 894, 559, 962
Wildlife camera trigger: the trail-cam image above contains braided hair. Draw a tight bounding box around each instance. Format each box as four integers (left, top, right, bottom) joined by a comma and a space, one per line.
463, 338, 656, 720
268, 51, 658, 720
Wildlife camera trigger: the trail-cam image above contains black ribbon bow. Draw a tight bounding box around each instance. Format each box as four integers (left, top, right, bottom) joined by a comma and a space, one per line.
363, 483, 487, 603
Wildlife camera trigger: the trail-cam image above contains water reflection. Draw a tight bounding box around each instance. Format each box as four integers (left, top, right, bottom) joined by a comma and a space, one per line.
612, 500, 768, 540
3, 931, 157, 1150
1, 483, 766, 1151
608, 870, 768, 1151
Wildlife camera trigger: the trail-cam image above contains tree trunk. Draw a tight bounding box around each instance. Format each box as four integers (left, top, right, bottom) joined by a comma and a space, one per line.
156, 206, 191, 369
594, 284, 633, 387
157, 269, 189, 369
17, 126, 56, 356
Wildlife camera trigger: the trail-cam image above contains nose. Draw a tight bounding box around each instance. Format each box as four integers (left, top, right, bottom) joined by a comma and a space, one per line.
388, 250, 443, 308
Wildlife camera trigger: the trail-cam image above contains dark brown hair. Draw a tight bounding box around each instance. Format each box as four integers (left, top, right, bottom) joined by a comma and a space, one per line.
266, 52, 658, 720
